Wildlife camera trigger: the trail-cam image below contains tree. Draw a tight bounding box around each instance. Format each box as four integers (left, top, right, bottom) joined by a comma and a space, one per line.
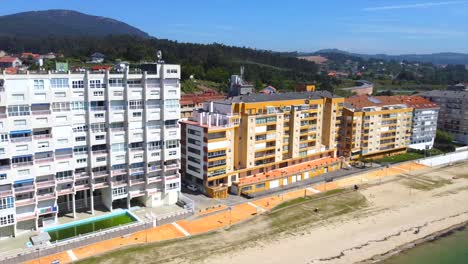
435, 129, 454, 144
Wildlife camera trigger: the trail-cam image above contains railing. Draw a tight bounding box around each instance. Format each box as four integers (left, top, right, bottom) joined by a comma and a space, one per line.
0, 189, 12, 197
0, 113, 6, 119
130, 178, 145, 184
111, 169, 127, 176
148, 165, 162, 172
33, 134, 52, 140
14, 185, 35, 193
130, 167, 144, 173
111, 127, 126, 132
75, 172, 89, 178
147, 176, 162, 182
0, 165, 11, 171
37, 192, 56, 200
165, 124, 179, 129
35, 157, 54, 164
130, 147, 144, 152
15, 197, 35, 206
111, 106, 126, 111
112, 180, 127, 186
57, 188, 74, 195
56, 177, 73, 183
10, 136, 32, 143
93, 170, 109, 177
32, 110, 51, 115
92, 150, 108, 155
36, 180, 56, 188
12, 161, 34, 168
90, 107, 107, 111
56, 153, 73, 160
165, 163, 179, 170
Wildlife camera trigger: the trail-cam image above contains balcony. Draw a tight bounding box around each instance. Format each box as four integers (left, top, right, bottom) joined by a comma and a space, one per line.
93, 181, 109, 189
0, 165, 11, 171
147, 175, 162, 183
165, 163, 179, 170
36, 180, 55, 188
112, 180, 127, 187
33, 134, 52, 140
35, 157, 54, 164
14, 185, 35, 194
148, 165, 162, 172
37, 206, 58, 215
74, 171, 89, 179
55, 153, 73, 160
74, 183, 89, 191
129, 167, 144, 174
90, 106, 107, 111
0, 189, 13, 198
57, 187, 74, 195
10, 136, 32, 143
111, 169, 127, 176
16, 212, 37, 221
32, 110, 51, 116
37, 191, 56, 201
129, 177, 145, 185
130, 147, 144, 152
15, 197, 36, 207
93, 171, 109, 177
12, 161, 34, 168
146, 188, 161, 195
92, 150, 108, 156
129, 189, 145, 198
56, 177, 73, 183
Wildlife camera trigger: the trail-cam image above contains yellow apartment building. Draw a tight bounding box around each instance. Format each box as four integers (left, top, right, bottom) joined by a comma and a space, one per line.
181, 91, 344, 198
339, 95, 413, 160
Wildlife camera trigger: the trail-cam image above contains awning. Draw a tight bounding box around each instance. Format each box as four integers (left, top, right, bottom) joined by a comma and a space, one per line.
14, 178, 34, 185
10, 130, 32, 135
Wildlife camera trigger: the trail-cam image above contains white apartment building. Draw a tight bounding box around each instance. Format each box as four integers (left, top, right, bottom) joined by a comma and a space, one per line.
0, 63, 181, 237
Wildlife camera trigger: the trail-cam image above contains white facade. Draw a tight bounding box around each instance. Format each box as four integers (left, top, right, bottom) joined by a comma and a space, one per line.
0, 64, 181, 237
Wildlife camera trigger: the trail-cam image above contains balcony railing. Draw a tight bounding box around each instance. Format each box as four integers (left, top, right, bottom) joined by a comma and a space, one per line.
111, 169, 127, 176
130, 147, 144, 152
165, 163, 179, 170
93, 171, 109, 177
92, 150, 108, 155
10, 137, 32, 143
35, 157, 54, 164
12, 161, 33, 168
75, 171, 89, 178
0, 189, 13, 197
90, 107, 107, 111
112, 180, 127, 186
36, 180, 56, 188
37, 192, 56, 200
15, 197, 35, 206
0, 165, 11, 171
0, 113, 6, 119
14, 185, 35, 193
56, 177, 73, 183
33, 134, 52, 140
32, 110, 51, 115
130, 167, 144, 173
56, 153, 73, 160
147, 176, 162, 183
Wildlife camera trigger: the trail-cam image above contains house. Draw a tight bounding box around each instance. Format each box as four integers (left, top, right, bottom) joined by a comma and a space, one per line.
90, 52, 105, 63
0, 56, 22, 68
21, 52, 41, 60
0, 50, 6, 57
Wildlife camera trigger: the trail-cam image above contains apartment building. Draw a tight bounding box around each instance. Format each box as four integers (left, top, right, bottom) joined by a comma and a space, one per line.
421, 90, 468, 144
395, 96, 439, 150
180, 91, 225, 120
339, 95, 413, 160
181, 91, 344, 198
0, 63, 181, 237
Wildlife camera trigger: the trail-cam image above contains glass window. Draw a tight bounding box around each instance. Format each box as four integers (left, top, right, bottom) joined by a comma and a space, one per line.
50, 78, 69, 88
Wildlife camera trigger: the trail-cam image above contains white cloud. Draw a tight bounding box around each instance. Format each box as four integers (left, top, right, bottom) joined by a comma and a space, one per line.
363, 1, 466, 11
349, 25, 468, 37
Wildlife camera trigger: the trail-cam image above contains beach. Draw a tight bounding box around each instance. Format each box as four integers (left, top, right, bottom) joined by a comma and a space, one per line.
205, 163, 468, 264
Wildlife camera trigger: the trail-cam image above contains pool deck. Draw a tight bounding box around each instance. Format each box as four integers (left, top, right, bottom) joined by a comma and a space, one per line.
19, 162, 430, 264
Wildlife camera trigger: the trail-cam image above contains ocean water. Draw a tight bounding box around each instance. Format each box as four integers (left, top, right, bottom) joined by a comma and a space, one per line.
382, 227, 468, 264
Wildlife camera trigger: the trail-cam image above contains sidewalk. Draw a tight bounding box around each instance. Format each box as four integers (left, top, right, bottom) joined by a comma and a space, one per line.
24, 161, 428, 264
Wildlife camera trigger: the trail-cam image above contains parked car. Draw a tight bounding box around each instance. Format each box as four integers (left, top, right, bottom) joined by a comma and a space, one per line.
187, 184, 198, 192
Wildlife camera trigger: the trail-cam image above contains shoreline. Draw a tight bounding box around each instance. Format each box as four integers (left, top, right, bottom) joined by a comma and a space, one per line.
359, 221, 468, 264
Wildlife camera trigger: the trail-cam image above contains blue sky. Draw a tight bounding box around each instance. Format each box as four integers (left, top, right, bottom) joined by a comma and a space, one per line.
1, 0, 467, 54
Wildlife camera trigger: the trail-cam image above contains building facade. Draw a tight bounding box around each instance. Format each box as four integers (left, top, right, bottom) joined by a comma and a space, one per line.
180, 91, 225, 120
181, 91, 344, 198
0, 64, 181, 237
339, 95, 413, 160
421, 90, 468, 145
395, 96, 439, 150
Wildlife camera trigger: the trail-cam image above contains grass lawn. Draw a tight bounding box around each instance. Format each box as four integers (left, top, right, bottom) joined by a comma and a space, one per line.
375, 152, 424, 164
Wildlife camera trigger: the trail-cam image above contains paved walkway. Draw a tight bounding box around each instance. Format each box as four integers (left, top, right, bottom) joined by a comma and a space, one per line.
24, 162, 427, 264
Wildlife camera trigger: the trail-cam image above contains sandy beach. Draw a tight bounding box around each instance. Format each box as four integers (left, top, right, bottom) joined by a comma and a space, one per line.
205, 163, 468, 264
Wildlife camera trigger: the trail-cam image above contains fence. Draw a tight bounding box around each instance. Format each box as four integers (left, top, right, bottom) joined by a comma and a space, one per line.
416, 149, 468, 167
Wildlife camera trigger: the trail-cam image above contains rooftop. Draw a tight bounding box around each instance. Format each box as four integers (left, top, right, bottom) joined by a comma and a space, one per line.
237, 157, 340, 186
216, 90, 340, 104
0, 56, 19, 63
395, 95, 439, 109
345, 95, 407, 109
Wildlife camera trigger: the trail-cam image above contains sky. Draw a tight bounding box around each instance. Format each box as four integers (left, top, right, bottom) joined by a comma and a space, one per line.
1, 0, 468, 54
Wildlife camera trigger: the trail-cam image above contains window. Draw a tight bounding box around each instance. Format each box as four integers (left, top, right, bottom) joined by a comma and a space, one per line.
56, 170, 73, 180
95, 135, 105, 140
94, 113, 104, 118
148, 141, 161, 150
112, 186, 127, 196
0, 174, 6, 180
109, 79, 124, 87
127, 79, 141, 88
50, 78, 69, 88
111, 143, 126, 152
58, 138, 68, 144
14, 119, 27, 126
129, 100, 144, 109
208, 150, 226, 158
208, 159, 226, 168
34, 80, 45, 90
76, 158, 86, 164
8, 105, 30, 116
188, 147, 200, 155
0, 148, 4, 154
165, 140, 179, 149
169, 150, 177, 156
72, 80, 84, 89
164, 99, 179, 108
38, 141, 49, 148
188, 129, 201, 136
0, 214, 14, 225
73, 124, 88, 133
90, 80, 105, 88
52, 102, 70, 112
133, 112, 142, 117
96, 157, 106, 162
93, 91, 104, 96
54, 92, 66, 97
71, 101, 86, 110
188, 165, 200, 173
188, 138, 201, 146
34, 93, 46, 100
12, 94, 24, 101
188, 156, 201, 163
18, 169, 30, 176
16, 145, 28, 151
166, 69, 178, 73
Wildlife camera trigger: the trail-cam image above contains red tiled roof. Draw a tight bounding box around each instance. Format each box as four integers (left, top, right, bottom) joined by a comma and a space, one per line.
395, 95, 439, 109
0, 56, 19, 63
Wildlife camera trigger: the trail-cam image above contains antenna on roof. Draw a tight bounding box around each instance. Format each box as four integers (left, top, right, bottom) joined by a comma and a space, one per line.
240, 65, 244, 79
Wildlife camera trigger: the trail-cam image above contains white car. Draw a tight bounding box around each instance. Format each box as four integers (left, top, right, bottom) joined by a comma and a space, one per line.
187, 184, 198, 192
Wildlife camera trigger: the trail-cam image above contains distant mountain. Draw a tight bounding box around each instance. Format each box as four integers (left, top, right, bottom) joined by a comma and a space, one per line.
305, 49, 468, 65
0, 9, 149, 38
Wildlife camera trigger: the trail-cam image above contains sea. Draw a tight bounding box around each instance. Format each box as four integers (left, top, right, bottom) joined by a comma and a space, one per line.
382, 226, 468, 264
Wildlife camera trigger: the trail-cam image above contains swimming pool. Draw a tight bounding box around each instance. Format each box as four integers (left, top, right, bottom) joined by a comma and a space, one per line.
44, 210, 138, 242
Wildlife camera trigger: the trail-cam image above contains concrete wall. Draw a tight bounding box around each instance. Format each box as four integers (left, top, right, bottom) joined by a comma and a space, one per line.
417, 150, 468, 167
